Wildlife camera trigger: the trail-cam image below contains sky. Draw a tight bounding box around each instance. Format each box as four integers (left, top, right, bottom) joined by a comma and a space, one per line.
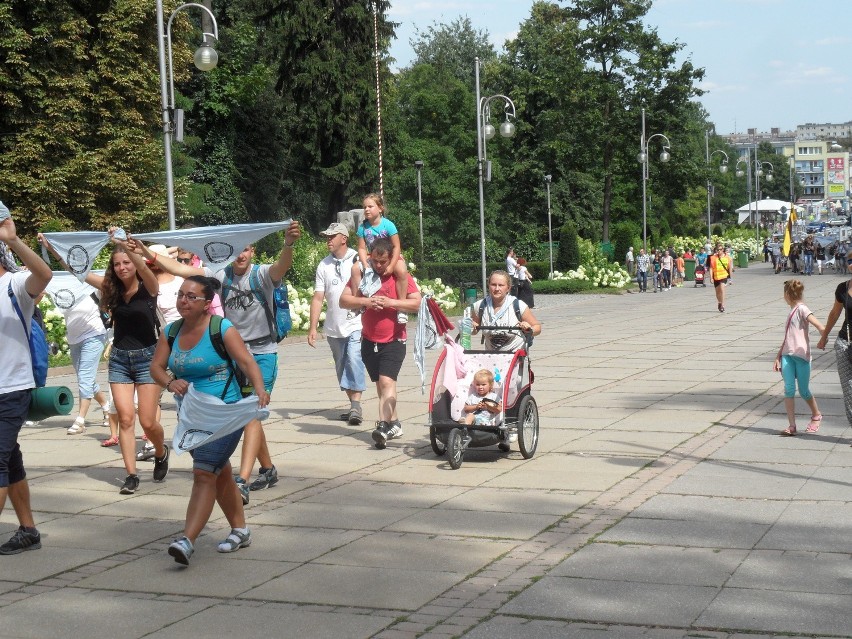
387, 0, 852, 135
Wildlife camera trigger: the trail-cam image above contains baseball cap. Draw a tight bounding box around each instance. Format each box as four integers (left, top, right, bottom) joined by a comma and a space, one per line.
320, 222, 349, 238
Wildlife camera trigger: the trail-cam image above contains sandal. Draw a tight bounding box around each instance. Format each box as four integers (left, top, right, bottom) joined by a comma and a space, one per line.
101, 435, 119, 447
781, 425, 797, 436
67, 417, 86, 435
806, 415, 822, 433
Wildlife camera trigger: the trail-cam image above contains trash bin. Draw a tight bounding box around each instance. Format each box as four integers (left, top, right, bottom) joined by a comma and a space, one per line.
736, 250, 749, 268
462, 282, 478, 306
684, 258, 696, 282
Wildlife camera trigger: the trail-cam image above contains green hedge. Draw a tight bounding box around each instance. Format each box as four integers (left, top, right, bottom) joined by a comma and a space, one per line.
532, 278, 597, 294
422, 260, 555, 287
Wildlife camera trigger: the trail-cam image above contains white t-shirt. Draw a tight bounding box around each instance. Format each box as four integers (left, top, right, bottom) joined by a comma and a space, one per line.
60, 294, 106, 345
314, 248, 361, 339
0, 271, 36, 393
517, 266, 529, 282
506, 255, 518, 277
473, 295, 529, 351
157, 275, 183, 324
206, 263, 279, 354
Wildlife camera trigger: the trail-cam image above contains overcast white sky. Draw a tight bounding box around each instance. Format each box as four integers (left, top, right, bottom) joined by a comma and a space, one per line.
387, 0, 852, 135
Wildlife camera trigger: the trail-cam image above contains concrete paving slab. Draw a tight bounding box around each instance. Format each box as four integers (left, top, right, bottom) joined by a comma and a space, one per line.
34, 514, 180, 551
81, 491, 195, 520
0, 545, 110, 582
437, 487, 593, 516
0, 588, 213, 639
597, 516, 770, 549
795, 464, 852, 500
386, 507, 558, 540
249, 502, 420, 530
553, 430, 691, 457
662, 461, 811, 499
630, 494, 788, 524
244, 563, 464, 610
756, 502, 852, 553
485, 453, 648, 491
367, 457, 509, 485
316, 531, 514, 573
549, 543, 748, 586
500, 576, 718, 626
146, 603, 397, 639
76, 549, 299, 597
228, 524, 366, 562
695, 587, 852, 636
726, 549, 852, 594
302, 480, 469, 508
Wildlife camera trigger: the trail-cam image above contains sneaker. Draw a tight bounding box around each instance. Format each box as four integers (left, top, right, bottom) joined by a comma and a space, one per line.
386, 420, 403, 440
66, 416, 86, 435
217, 528, 252, 553
119, 474, 140, 495
235, 477, 250, 505
168, 536, 194, 566
372, 421, 390, 448
397, 311, 408, 324
0, 526, 41, 555
348, 405, 363, 426
249, 465, 278, 491
508, 432, 518, 443
136, 442, 156, 462
152, 445, 170, 482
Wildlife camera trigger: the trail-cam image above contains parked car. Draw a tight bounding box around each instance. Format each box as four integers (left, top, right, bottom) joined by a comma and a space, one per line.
806, 221, 827, 233
828, 216, 849, 226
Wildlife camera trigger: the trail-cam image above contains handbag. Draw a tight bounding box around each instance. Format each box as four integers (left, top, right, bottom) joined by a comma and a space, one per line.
843, 282, 852, 365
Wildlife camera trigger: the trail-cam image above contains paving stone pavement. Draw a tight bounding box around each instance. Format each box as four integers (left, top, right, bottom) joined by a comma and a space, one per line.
2, 262, 851, 639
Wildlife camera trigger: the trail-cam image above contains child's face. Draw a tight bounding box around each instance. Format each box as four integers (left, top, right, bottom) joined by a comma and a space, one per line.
363, 198, 383, 223
473, 378, 492, 396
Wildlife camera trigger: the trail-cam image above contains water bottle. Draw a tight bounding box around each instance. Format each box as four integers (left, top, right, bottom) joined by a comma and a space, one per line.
460, 307, 472, 350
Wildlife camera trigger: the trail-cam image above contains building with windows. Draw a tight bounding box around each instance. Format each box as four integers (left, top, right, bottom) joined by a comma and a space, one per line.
797, 121, 852, 141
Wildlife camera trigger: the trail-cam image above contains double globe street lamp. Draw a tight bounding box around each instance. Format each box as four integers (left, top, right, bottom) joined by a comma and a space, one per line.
736, 152, 773, 239
475, 57, 516, 293
157, 1, 219, 230
705, 130, 729, 242
638, 108, 672, 252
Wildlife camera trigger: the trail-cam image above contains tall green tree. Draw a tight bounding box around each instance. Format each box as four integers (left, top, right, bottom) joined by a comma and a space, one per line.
564, 0, 705, 242
0, 0, 188, 234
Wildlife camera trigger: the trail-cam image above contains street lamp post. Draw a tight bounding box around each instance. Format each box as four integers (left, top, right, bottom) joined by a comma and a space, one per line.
157, 1, 219, 230
544, 174, 553, 279
705, 129, 729, 242
736, 149, 772, 241
638, 107, 672, 252
474, 57, 517, 293
414, 160, 424, 259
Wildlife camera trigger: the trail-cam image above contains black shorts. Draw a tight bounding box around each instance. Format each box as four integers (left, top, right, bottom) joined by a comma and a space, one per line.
361, 338, 406, 382
713, 278, 729, 288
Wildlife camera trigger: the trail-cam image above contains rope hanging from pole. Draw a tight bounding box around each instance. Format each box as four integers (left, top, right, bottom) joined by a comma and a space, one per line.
371, 1, 384, 198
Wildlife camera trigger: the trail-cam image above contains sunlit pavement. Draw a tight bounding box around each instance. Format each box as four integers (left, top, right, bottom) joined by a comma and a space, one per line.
2, 261, 850, 639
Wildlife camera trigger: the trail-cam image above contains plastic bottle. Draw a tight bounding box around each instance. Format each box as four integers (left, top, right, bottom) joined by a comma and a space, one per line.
460, 307, 472, 350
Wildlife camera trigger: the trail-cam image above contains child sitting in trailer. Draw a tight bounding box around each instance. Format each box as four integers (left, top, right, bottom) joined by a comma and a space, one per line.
461, 369, 502, 426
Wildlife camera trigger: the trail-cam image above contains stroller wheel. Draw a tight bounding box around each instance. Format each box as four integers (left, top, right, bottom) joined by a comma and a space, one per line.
517, 395, 539, 459
429, 426, 446, 456
447, 428, 464, 469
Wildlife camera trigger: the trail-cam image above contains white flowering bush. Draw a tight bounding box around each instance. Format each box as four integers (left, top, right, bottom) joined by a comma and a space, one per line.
414, 276, 459, 311
549, 239, 631, 288
38, 297, 70, 364
285, 283, 318, 332
662, 234, 761, 258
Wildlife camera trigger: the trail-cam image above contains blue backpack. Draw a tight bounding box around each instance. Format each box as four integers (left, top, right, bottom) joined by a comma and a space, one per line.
8, 283, 49, 387
223, 264, 291, 342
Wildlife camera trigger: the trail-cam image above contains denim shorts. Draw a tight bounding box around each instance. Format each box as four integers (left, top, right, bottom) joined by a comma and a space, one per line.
0, 389, 31, 488
190, 427, 245, 474
108, 345, 156, 385
327, 331, 366, 392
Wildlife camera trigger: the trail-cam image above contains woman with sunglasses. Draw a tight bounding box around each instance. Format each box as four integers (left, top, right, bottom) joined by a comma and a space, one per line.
150, 275, 269, 565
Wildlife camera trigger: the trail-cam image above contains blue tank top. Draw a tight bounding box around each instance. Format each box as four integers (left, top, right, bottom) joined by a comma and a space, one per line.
167, 318, 241, 404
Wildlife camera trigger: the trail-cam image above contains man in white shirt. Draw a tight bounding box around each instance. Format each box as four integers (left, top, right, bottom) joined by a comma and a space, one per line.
0, 206, 53, 555
505, 247, 519, 296
308, 223, 366, 425
625, 246, 635, 276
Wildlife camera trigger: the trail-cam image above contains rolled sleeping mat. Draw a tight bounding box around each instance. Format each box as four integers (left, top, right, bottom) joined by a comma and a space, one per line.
28, 386, 74, 422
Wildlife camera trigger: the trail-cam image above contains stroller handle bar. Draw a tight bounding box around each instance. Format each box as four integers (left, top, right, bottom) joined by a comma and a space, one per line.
475, 325, 532, 335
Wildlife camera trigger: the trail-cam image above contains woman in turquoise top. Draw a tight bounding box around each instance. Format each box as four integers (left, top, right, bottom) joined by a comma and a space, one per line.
150, 275, 269, 566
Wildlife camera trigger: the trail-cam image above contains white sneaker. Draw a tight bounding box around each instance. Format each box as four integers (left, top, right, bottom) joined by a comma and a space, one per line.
67, 416, 86, 435
508, 432, 518, 443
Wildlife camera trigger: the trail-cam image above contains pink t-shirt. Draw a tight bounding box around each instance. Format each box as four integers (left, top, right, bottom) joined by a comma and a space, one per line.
782, 303, 813, 361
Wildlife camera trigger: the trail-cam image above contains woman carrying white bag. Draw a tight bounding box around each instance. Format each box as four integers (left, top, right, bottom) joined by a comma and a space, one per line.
150, 275, 269, 566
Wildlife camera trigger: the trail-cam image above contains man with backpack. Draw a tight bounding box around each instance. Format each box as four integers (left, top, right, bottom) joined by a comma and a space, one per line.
135, 221, 300, 504
0, 206, 53, 554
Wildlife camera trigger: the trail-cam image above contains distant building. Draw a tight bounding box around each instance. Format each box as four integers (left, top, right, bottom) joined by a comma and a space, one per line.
796, 121, 852, 141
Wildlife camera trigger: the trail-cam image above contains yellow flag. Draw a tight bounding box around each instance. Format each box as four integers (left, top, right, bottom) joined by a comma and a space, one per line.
782, 219, 792, 256
790, 203, 797, 224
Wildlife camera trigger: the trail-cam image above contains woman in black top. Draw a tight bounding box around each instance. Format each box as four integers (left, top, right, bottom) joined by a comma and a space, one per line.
84, 231, 168, 494
817, 267, 852, 440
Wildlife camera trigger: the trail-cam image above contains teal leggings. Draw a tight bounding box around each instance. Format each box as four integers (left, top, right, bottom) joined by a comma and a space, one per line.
781, 354, 813, 400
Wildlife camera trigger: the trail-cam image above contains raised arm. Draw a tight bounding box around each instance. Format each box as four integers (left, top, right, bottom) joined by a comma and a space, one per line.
129, 237, 203, 279
1, 219, 51, 297
268, 221, 301, 283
